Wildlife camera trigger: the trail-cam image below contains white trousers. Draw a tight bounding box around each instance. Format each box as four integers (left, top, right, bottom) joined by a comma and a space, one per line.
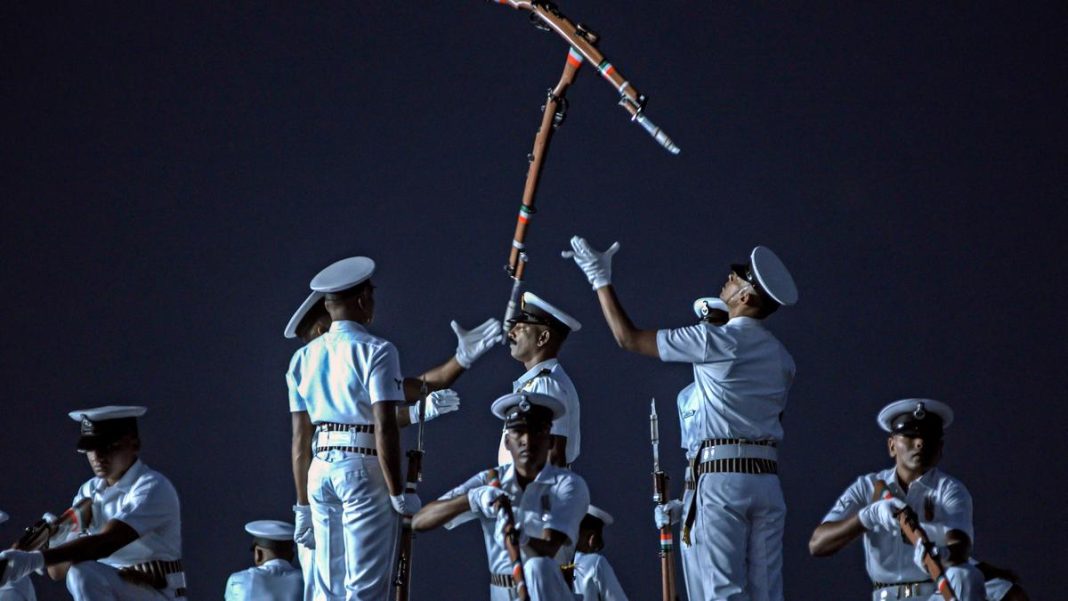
298, 544, 316, 601
679, 473, 785, 601
308, 452, 399, 601
524, 556, 577, 601
65, 562, 175, 601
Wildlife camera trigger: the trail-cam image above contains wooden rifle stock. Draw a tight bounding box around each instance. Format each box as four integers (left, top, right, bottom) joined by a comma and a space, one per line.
392, 447, 423, 601
653, 470, 679, 601
393, 382, 428, 601
872, 480, 957, 601
0, 498, 92, 581
495, 494, 528, 601
500, 45, 588, 330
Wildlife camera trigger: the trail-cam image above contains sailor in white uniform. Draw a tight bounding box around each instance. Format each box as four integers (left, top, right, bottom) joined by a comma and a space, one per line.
567, 236, 798, 601
287, 256, 500, 601
0, 511, 36, 601
225, 520, 303, 601
809, 399, 975, 601
572, 505, 628, 601
414, 392, 590, 601
501, 292, 582, 468
0, 406, 186, 600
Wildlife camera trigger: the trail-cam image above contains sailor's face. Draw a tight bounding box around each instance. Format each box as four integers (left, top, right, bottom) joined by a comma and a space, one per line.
719, 269, 752, 305
86, 437, 139, 484
888, 432, 942, 473
507, 321, 546, 362
504, 423, 551, 468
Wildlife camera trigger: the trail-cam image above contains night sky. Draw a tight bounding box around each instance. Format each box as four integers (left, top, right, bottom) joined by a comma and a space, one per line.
3, 2, 1065, 599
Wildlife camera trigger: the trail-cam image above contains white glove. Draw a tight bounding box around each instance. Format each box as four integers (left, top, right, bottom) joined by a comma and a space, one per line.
467, 486, 507, 518
919, 521, 948, 546
410, 389, 461, 423
857, 498, 906, 533
292, 504, 315, 549
390, 493, 422, 516
0, 550, 44, 586
912, 538, 942, 572
452, 318, 504, 368
568, 236, 620, 290
493, 506, 511, 543
654, 499, 684, 528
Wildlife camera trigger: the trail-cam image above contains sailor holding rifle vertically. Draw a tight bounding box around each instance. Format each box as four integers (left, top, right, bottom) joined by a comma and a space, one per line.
566, 236, 797, 601
413, 392, 590, 601
287, 256, 500, 600
809, 399, 981, 601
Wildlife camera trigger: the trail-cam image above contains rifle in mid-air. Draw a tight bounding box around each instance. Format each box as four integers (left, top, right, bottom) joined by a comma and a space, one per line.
485, 1, 681, 334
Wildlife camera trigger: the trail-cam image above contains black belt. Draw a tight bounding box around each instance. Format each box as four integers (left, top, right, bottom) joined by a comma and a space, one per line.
872, 580, 929, 589
490, 572, 515, 588
682, 439, 778, 543
315, 423, 376, 455
315, 445, 378, 455
318, 422, 374, 433
117, 559, 185, 596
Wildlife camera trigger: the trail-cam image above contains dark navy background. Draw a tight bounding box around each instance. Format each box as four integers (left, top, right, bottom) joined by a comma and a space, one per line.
3, 2, 1064, 599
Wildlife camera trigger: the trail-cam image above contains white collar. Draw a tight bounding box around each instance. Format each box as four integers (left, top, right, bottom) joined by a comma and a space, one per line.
330, 320, 367, 334
515, 358, 560, 387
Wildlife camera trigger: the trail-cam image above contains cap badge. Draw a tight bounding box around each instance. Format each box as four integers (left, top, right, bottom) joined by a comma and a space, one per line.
80, 416, 94, 434
913, 402, 927, 420
518, 397, 532, 413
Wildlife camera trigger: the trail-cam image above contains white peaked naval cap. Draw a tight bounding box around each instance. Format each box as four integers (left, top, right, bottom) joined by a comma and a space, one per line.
67, 405, 147, 422
587, 504, 614, 526
748, 246, 798, 306
491, 392, 567, 422
245, 520, 296, 541
877, 398, 955, 433
284, 290, 325, 338
310, 257, 376, 293
510, 291, 581, 332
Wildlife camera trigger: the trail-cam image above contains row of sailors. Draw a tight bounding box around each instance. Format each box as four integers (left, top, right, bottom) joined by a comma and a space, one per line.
0, 236, 1029, 600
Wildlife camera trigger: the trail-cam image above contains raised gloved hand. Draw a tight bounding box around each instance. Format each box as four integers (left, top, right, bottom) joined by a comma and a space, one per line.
857, 498, 906, 533
654, 499, 684, 528
568, 236, 620, 290
409, 389, 461, 423
390, 493, 422, 516
467, 486, 507, 519
0, 550, 44, 586
452, 318, 504, 368
292, 504, 315, 549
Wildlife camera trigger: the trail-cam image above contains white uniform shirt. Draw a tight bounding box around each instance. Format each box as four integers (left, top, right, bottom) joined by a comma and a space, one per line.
224, 558, 303, 601
944, 563, 986, 601
513, 359, 581, 464
287, 320, 405, 424
68, 459, 182, 568
657, 317, 795, 455
822, 467, 973, 584
439, 463, 590, 574
573, 552, 628, 601
675, 383, 700, 454
0, 579, 36, 601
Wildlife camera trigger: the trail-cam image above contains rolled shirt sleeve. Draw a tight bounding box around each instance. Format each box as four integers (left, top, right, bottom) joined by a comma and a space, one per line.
110, 473, 181, 538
